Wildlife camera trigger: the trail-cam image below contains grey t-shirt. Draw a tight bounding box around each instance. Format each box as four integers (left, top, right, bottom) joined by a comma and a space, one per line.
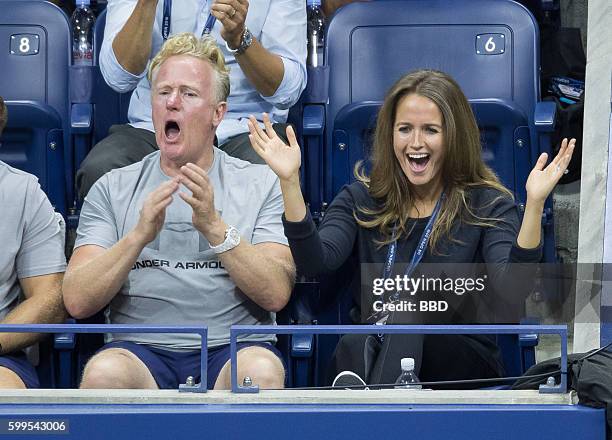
0, 161, 66, 321
75, 149, 289, 350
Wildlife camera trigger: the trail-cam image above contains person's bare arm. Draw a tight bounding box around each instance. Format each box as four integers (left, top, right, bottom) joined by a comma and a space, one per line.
178, 163, 295, 312
211, 0, 284, 96
518, 138, 575, 249
63, 237, 145, 319
0, 273, 65, 354
112, 0, 159, 75
63, 179, 179, 319
248, 114, 306, 222
211, 233, 294, 312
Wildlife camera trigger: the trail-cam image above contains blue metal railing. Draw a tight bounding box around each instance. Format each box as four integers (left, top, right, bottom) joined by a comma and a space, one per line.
0, 324, 208, 393
230, 324, 568, 394
1, 323, 568, 394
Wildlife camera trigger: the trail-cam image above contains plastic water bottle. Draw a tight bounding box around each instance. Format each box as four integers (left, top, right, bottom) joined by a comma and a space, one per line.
306, 0, 325, 67
71, 0, 96, 65
394, 358, 422, 389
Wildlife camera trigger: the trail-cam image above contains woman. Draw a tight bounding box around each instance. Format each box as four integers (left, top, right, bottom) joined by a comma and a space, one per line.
248, 69, 575, 388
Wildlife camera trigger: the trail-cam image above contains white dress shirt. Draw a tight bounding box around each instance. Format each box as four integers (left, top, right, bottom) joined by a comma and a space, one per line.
100, 0, 307, 144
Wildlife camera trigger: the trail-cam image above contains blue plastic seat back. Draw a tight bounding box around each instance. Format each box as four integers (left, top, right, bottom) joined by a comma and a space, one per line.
323, 0, 540, 203
0, 0, 71, 215
92, 9, 131, 145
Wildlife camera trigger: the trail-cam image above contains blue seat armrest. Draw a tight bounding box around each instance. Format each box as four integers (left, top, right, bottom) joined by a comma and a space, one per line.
291, 333, 314, 358
519, 332, 539, 347
303, 105, 325, 135
518, 318, 539, 372
534, 101, 557, 133
519, 317, 540, 347
71, 103, 92, 135
71, 103, 93, 182
54, 318, 76, 350
302, 104, 326, 213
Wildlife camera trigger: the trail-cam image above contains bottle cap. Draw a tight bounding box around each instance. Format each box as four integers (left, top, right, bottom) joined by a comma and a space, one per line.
401, 357, 415, 371
77, 0, 91, 7
307, 0, 322, 7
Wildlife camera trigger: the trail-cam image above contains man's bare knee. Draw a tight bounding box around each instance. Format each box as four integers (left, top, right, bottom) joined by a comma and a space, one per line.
214, 346, 284, 390
0, 367, 26, 389
80, 349, 157, 389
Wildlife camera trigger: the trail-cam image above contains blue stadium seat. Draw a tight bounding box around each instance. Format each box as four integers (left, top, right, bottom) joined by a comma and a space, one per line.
0, 0, 73, 216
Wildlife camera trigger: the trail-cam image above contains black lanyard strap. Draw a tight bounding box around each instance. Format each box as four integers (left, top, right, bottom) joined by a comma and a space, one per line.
161, 0, 216, 40
383, 191, 445, 281
368, 192, 446, 326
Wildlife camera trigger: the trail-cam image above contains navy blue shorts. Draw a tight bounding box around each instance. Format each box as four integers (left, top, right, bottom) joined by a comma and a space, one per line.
0, 352, 39, 388
97, 341, 284, 390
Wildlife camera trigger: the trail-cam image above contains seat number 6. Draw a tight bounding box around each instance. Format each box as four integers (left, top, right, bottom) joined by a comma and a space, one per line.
476, 34, 505, 55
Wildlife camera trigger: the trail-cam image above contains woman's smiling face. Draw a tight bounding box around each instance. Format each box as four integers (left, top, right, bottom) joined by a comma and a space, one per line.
393, 93, 445, 195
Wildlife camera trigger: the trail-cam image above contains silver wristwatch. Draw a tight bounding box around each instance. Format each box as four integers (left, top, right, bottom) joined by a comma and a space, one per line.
226, 27, 253, 55
209, 226, 241, 254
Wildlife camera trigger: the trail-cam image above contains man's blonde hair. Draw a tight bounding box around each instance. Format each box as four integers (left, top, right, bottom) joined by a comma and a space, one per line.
148, 33, 230, 103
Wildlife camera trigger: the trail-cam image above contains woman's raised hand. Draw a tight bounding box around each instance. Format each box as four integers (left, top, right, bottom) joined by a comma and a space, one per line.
525, 138, 576, 204
248, 113, 302, 183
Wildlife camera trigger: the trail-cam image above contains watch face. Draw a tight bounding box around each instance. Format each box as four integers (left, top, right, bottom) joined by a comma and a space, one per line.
244, 29, 253, 46
237, 28, 253, 54
228, 227, 241, 244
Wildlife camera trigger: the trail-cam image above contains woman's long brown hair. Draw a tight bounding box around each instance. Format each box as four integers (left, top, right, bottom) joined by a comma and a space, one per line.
355, 70, 511, 251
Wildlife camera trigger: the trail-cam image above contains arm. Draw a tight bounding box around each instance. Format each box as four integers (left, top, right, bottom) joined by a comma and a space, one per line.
212, 0, 307, 103
248, 114, 358, 276
112, 0, 158, 75
0, 273, 65, 354
479, 139, 575, 320
63, 237, 145, 319
517, 138, 576, 249
63, 179, 179, 319
4, 178, 67, 353
206, 221, 294, 312
99, 0, 158, 92
177, 163, 295, 312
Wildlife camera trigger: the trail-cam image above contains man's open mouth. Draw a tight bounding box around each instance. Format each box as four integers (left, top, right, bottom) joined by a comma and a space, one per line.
165, 120, 181, 141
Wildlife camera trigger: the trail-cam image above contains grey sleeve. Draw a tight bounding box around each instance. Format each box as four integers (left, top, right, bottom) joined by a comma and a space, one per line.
16, 178, 66, 278
75, 175, 119, 250
251, 170, 289, 246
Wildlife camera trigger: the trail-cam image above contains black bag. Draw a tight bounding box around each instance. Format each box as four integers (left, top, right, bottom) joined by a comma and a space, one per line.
513, 349, 612, 438
540, 25, 586, 184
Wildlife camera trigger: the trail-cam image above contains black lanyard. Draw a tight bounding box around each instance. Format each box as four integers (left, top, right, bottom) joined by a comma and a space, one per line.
382, 192, 445, 281
368, 192, 445, 326
161, 0, 217, 40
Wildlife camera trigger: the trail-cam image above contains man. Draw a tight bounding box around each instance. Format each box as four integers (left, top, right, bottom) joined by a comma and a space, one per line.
0, 96, 67, 388
76, 0, 306, 199
63, 33, 295, 390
